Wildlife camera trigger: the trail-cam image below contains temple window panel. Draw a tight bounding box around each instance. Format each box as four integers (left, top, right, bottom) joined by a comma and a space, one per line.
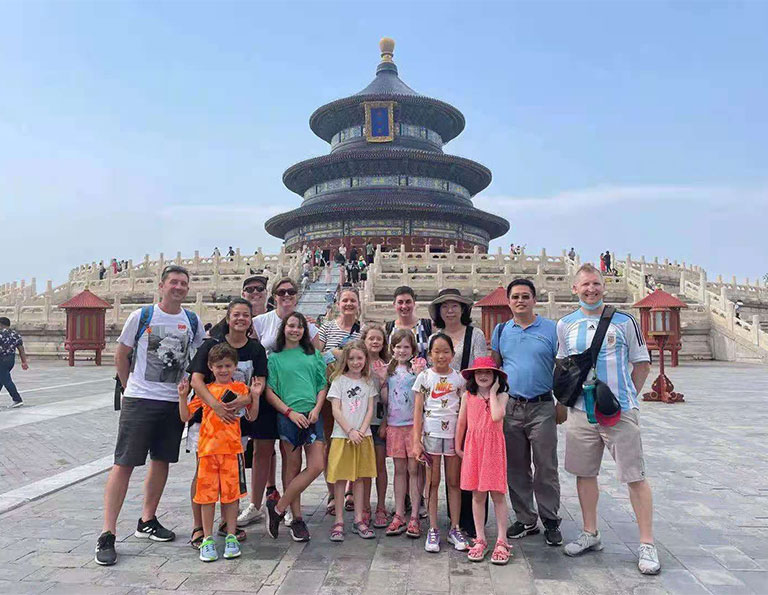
330, 123, 442, 147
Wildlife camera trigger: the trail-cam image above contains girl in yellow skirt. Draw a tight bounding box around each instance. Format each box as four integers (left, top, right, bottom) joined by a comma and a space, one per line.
326, 340, 378, 541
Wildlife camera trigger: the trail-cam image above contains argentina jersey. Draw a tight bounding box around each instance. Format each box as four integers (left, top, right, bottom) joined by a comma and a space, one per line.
556, 310, 650, 411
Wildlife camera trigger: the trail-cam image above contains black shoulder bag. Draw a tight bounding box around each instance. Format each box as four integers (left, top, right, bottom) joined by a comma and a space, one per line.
460, 326, 474, 371
553, 306, 615, 407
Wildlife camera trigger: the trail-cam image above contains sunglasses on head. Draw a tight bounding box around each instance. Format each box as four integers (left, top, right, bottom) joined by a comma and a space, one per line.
243, 285, 266, 294
275, 288, 298, 297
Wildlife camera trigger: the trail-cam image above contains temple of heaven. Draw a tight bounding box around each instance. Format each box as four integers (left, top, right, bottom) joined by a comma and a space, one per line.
265, 38, 509, 254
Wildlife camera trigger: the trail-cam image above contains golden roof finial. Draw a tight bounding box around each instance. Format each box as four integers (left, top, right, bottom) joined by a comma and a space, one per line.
379, 37, 395, 63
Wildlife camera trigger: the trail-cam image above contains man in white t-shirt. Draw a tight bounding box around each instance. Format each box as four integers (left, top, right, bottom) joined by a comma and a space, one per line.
95, 265, 205, 567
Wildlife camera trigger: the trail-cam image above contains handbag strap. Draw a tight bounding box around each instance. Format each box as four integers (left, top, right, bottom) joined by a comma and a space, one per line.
588, 306, 616, 367
460, 326, 474, 371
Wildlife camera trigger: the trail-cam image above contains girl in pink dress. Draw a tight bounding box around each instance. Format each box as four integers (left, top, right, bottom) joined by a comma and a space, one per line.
455, 356, 511, 564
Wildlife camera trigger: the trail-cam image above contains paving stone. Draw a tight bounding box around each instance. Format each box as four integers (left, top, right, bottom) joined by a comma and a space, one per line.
44, 584, 133, 594
701, 545, 761, 571
0, 580, 57, 594
275, 568, 325, 595
677, 555, 747, 587
657, 568, 712, 595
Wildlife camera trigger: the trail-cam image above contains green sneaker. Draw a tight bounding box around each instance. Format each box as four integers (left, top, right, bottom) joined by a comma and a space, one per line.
199, 537, 218, 562
223, 534, 241, 559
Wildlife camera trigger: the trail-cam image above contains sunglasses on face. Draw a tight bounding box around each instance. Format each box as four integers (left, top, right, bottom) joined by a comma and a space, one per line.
243, 285, 266, 294
275, 288, 298, 297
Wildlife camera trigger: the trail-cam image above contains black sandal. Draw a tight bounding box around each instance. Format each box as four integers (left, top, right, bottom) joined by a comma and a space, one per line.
217, 522, 247, 542
189, 526, 204, 549
344, 490, 355, 511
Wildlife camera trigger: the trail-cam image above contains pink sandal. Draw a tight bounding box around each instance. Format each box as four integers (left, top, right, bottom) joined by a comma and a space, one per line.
406, 517, 421, 538
373, 507, 389, 528
491, 540, 512, 565
385, 514, 407, 536
467, 538, 488, 562
329, 522, 344, 542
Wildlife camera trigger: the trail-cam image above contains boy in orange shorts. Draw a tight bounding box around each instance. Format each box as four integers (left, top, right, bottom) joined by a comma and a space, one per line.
178, 343, 258, 562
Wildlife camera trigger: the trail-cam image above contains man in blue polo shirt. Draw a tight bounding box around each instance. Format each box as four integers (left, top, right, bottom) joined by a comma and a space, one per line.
491, 278, 562, 546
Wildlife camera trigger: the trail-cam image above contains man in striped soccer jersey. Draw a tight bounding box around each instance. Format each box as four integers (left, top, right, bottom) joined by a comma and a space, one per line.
557, 263, 660, 576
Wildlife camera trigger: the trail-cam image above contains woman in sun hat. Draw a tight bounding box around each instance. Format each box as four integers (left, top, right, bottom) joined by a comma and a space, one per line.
428, 288, 488, 535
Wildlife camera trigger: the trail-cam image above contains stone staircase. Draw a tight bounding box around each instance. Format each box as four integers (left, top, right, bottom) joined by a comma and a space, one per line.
296, 265, 341, 322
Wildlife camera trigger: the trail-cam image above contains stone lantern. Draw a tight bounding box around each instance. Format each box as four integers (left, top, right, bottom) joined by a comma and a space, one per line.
633, 289, 685, 403
475, 286, 511, 343
58, 289, 111, 366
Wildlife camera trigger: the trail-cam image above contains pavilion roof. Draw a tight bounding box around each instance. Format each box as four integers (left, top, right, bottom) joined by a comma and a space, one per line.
633, 289, 688, 309
58, 289, 111, 310
475, 286, 508, 307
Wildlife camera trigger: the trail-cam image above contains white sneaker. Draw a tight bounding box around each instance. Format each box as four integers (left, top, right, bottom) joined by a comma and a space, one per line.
284, 508, 293, 527
564, 530, 603, 557
236, 503, 264, 527
637, 543, 661, 575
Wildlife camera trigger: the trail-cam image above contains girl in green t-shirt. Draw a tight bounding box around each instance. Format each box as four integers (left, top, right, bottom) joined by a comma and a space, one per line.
264, 312, 327, 542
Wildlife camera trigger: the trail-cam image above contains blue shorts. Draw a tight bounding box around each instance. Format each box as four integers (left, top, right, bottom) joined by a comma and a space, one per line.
276, 411, 325, 448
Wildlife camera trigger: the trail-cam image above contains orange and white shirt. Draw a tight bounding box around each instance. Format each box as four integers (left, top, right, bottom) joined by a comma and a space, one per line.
187, 381, 248, 456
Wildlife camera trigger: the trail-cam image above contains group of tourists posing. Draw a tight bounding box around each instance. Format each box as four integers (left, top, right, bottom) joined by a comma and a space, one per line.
94, 261, 661, 576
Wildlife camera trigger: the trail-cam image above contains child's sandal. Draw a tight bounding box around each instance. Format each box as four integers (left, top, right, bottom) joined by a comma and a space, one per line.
329, 522, 345, 542
385, 514, 407, 536
326, 494, 336, 516
189, 526, 204, 549
406, 518, 421, 538
467, 538, 488, 562
355, 521, 375, 539
491, 540, 512, 565
344, 490, 354, 511
373, 508, 389, 528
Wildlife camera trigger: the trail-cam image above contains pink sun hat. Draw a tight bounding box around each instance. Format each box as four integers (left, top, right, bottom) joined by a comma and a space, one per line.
460, 356, 508, 381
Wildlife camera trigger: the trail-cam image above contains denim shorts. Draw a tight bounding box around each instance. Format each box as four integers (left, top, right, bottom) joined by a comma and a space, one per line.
276, 411, 325, 448
423, 435, 456, 456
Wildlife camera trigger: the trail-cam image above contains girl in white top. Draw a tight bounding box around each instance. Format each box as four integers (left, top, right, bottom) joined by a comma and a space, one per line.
326, 341, 377, 541
412, 333, 469, 554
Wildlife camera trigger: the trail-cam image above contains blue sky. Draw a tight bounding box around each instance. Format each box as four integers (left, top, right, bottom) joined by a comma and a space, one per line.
1, 1, 766, 287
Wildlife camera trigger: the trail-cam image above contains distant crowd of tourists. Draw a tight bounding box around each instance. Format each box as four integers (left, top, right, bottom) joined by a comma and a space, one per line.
90, 260, 660, 575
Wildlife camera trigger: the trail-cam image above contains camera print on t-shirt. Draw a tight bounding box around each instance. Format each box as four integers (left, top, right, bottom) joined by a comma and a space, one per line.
144, 326, 192, 383
234, 360, 254, 385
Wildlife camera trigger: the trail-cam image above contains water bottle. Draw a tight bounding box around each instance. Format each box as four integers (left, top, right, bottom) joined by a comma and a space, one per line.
583, 372, 597, 424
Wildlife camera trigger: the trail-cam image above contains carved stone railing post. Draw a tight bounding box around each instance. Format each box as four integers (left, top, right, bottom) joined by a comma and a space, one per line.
753, 315, 761, 345
113, 294, 121, 324
699, 270, 707, 304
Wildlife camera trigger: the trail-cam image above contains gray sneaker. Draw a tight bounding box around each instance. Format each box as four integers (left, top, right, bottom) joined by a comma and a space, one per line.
564, 530, 603, 557
637, 543, 661, 575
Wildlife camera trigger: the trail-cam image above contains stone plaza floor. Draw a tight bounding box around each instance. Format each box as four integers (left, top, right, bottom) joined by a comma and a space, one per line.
0, 360, 767, 594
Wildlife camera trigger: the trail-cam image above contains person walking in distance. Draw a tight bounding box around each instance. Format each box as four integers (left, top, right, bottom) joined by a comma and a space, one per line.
0, 317, 29, 408
95, 265, 205, 566
491, 279, 563, 547
558, 264, 658, 575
